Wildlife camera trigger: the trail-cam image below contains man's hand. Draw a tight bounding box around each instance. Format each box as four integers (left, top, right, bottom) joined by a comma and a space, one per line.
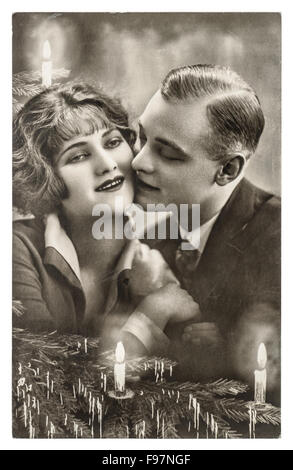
137, 283, 201, 330
182, 322, 224, 349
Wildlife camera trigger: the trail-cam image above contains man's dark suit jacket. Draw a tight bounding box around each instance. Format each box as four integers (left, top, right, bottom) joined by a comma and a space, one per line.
146, 178, 280, 394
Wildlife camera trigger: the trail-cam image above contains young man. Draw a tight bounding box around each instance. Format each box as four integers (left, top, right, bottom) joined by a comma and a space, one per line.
132, 65, 280, 397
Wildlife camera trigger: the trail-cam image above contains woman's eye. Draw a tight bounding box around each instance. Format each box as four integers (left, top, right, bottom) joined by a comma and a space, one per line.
105, 137, 123, 149
68, 153, 89, 164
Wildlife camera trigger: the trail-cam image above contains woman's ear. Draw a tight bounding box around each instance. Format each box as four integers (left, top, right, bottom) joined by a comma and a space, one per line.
215, 155, 246, 186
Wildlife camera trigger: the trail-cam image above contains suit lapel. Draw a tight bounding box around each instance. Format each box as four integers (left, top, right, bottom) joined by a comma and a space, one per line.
192, 178, 271, 304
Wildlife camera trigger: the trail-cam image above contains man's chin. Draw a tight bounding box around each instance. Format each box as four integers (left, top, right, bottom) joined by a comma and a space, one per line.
133, 192, 157, 211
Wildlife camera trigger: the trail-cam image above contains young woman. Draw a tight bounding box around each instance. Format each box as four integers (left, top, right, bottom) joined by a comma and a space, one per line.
13, 82, 198, 354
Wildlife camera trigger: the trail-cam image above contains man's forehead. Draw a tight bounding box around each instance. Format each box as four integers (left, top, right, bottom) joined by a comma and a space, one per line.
139, 90, 210, 142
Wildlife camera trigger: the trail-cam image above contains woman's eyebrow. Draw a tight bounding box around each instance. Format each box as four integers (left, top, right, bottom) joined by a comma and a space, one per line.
59, 141, 87, 157
101, 127, 117, 138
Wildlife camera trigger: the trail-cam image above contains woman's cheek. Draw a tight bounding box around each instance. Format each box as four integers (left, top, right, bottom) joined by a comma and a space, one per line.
118, 145, 134, 168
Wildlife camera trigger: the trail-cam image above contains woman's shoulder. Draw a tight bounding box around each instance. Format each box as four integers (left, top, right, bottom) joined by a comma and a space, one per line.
13, 217, 45, 256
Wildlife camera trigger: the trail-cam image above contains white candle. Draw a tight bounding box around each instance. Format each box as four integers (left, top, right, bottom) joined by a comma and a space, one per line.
24, 402, 27, 428
248, 406, 252, 438
114, 342, 126, 395
161, 361, 164, 381
98, 402, 102, 438
156, 409, 160, 436
254, 343, 267, 403
84, 338, 88, 354
206, 412, 209, 438
189, 393, 193, 410
192, 398, 197, 429
211, 414, 214, 434
42, 40, 52, 87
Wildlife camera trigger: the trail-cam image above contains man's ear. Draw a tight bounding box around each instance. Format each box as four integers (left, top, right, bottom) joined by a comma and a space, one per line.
215, 155, 246, 186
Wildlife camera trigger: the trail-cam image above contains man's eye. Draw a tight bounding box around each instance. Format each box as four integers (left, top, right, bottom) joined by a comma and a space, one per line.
68, 153, 89, 164
159, 149, 181, 162
105, 137, 123, 149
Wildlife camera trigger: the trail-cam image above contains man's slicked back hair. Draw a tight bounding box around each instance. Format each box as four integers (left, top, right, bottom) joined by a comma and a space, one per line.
161, 64, 265, 161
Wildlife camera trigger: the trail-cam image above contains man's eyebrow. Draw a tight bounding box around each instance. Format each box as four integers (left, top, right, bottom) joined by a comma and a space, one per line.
138, 121, 189, 158
155, 137, 190, 159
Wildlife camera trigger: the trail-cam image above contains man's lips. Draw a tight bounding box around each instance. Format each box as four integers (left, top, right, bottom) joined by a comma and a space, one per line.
95, 176, 125, 192
136, 176, 160, 192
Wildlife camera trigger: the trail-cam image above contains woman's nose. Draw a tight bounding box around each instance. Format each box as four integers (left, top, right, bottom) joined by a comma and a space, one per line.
93, 151, 117, 175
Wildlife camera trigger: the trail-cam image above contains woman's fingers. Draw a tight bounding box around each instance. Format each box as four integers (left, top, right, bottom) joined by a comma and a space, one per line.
184, 322, 218, 333
182, 331, 220, 342
182, 322, 223, 347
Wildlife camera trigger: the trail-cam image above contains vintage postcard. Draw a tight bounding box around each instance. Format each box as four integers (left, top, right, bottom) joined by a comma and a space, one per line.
11, 12, 281, 443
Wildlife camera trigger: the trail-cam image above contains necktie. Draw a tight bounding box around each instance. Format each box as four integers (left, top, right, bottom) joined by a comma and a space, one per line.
175, 241, 201, 291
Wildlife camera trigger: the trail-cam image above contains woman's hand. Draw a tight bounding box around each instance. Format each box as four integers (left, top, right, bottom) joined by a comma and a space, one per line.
182, 322, 224, 349
137, 283, 201, 331
129, 241, 179, 297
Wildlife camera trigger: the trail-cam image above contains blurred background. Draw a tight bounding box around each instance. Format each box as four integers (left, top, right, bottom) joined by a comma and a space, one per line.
13, 12, 281, 195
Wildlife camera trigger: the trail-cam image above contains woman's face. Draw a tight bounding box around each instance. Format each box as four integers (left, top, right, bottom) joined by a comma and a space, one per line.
55, 128, 134, 219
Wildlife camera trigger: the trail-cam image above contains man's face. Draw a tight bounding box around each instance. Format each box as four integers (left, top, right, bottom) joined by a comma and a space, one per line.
132, 90, 220, 212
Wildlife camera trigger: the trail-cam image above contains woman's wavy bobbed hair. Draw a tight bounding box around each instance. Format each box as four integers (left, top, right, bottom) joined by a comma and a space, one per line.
13, 82, 136, 217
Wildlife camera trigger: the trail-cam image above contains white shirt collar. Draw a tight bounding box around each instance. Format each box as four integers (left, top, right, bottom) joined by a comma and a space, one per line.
44, 213, 82, 282
179, 212, 219, 252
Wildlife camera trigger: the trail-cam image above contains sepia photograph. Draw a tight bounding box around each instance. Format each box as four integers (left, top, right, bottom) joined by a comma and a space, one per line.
11, 11, 281, 442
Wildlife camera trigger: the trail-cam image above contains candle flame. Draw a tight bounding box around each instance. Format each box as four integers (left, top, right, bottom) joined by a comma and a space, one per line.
115, 341, 125, 363
257, 342, 267, 369
43, 40, 51, 60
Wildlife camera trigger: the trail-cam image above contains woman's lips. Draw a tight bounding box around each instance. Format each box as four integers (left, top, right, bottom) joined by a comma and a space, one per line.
95, 176, 125, 192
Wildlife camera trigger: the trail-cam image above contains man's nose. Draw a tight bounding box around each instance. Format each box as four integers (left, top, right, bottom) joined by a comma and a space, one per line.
93, 151, 117, 175
132, 146, 154, 173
